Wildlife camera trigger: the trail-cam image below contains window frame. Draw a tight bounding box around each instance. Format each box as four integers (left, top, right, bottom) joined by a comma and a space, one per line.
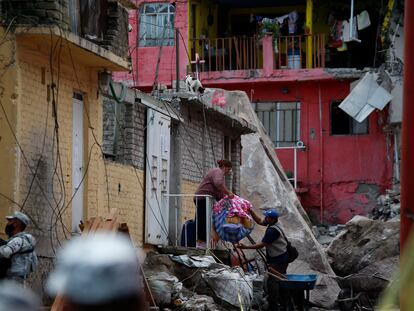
254, 102, 301, 148
138, 2, 175, 47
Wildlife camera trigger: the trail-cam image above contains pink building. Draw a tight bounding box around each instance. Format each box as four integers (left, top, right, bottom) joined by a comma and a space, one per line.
118, 0, 395, 224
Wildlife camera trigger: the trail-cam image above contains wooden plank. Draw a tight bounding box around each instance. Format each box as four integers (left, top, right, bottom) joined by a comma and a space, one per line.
141, 265, 157, 307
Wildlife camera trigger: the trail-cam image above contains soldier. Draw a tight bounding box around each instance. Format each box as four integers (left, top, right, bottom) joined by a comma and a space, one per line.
0, 211, 38, 283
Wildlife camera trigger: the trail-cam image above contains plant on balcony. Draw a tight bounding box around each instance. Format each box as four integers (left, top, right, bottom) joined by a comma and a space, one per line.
259, 19, 280, 40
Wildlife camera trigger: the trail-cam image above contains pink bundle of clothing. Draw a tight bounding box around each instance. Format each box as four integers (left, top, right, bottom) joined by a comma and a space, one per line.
213, 195, 254, 230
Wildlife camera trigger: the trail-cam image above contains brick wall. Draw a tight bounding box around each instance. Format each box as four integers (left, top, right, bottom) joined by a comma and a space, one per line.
178, 102, 243, 194
106, 163, 145, 245
103, 97, 146, 170
103, 1, 129, 59
1, 0, 129, 60
1, 0, 70, 29
15, 39, 104, 255
231, 137, 241, 195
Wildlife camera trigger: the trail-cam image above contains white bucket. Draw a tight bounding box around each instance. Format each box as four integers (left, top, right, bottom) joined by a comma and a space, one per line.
287, 50, 301, 69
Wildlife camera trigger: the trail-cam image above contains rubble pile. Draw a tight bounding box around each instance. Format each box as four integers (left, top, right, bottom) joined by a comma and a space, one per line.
313, 225, 346, 248
326, 215, 400, 309
143, 252, 263, 311
370, 184, 401, 220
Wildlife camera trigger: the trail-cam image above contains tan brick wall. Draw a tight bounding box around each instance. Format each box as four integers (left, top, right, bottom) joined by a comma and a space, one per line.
0, 28, 19, 238
180, 180, 198, 223
14, 38, 105, 253
106, 162, 145, 245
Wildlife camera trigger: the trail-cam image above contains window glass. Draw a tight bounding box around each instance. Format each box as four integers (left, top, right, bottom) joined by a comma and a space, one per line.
255, 102, 301, 147
139, 3, 175, 47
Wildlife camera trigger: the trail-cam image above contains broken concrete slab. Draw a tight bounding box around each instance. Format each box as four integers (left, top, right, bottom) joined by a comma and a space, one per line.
326, 216, 400, 276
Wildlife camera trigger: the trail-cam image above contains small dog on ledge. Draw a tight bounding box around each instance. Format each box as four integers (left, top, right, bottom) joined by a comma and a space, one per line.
185, 75, 205, 94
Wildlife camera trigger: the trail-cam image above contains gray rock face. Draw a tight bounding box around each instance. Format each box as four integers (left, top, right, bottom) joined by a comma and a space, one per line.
211, 90, 341, 309
326, 215, 400, 276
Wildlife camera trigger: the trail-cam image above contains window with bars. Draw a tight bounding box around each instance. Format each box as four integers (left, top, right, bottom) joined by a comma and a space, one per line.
139, 3, 175, 47
254, 102, 301, 147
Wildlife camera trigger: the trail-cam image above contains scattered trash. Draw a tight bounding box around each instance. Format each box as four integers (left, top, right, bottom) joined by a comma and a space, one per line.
169, 255, 216, 268
202, 266, 255, 309
147, 272, 183, 306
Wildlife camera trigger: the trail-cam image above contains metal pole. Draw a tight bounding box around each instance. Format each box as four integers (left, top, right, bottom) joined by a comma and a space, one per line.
349, 0, 354, 39
175, 197, 178, 247
318, 84, 324, 223
401, 0, 414, 251
394, 131, 400, 182
206, 197, 211, 248
176, 28, 180, 92
294, 147, 297, 189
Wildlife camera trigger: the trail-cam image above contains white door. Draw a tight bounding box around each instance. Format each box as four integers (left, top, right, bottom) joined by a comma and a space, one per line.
145, 109, 171, 245
72, 93, 84, 233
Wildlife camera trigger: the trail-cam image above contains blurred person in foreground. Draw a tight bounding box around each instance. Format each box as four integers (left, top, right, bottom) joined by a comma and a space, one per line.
47, 232, 147, 311
0, 280, 40, 311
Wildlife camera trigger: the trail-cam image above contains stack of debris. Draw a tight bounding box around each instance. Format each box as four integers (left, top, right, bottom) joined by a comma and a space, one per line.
326, 215, 400, 310
370, 184, 401, 220
313, 225, 347, 248
143, 252, 263, 311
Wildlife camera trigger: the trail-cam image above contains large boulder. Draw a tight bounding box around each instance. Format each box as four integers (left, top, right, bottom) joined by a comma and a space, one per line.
206, 90, 341, 309
326, 216, 400, 276
335, 256, 398, 293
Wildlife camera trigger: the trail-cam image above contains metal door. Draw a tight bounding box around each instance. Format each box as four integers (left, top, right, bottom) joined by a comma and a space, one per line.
145, 109, 171, 245
72, 93, 84, 233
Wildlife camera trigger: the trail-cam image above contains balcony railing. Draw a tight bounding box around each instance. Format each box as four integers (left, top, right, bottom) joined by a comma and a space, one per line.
190, 36, 261, 72
275, 34, 326, 69
190, 34, 326, 73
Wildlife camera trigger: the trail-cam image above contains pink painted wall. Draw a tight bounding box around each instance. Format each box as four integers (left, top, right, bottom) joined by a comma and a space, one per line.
120, 3, 393, 224
114, 0, 189, 89
209, 80, 393, 224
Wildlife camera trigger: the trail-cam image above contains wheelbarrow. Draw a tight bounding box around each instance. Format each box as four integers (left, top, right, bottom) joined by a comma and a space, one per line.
275, 274, 317, 311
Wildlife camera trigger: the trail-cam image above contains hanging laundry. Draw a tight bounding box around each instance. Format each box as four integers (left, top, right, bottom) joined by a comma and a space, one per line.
341, 20, 350, 42
274, 14, 289, 25
357, 10, 371, 30
342, 17, 359, 43
288, 11, 299, 34
329, 20, 344, 48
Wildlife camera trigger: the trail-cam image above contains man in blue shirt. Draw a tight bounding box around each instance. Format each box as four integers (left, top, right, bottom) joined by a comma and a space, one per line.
236, 209, 289, 273
236, 208, 289, 310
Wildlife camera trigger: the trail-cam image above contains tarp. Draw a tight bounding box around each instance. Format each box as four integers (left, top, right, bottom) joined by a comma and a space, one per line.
169, 255, 216, 268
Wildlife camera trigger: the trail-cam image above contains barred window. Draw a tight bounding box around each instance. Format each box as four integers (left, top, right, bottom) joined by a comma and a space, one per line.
254, 102, 301, 147
139, 3, 175, 47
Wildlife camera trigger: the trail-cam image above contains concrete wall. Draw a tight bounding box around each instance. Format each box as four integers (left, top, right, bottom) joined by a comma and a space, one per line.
216, 79, 393, 224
